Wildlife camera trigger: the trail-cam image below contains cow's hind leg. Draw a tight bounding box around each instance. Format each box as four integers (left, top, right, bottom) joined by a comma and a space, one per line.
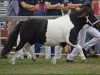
67, 42, 86, 61
9, 41, 26, 64
23, 43, 36, 61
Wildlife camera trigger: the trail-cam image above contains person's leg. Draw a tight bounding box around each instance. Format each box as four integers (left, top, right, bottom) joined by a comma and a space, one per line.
67, 25, 88, 62
34, 43, 41, 57
95, 43, 100, 54
83, 26, 100, 51
52, 45, 62, 64
45, 46, 51, 59
95, 29, 100, 54
54, 45, 61, 59
51, 46, 55, 58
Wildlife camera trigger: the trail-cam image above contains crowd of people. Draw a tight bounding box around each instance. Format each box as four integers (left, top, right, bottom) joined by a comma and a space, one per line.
0, 0, 100, 63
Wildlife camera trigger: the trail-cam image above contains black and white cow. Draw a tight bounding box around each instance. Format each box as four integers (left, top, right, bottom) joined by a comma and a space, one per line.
1, 6, 99, 64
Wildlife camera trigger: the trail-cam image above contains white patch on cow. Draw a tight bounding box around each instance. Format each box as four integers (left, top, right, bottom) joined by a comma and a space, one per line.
44, 14, 74, 46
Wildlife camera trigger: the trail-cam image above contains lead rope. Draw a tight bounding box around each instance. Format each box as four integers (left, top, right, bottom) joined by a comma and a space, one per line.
86, 16, 100, 26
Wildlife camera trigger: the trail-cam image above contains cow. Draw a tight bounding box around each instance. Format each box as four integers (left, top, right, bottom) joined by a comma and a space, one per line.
1, 6, 100, 64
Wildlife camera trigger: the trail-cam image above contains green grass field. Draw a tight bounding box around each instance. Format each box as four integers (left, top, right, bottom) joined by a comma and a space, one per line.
0, 56, 100, 75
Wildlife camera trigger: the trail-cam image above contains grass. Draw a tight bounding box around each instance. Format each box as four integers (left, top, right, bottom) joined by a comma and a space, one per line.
0, 56, 100, 75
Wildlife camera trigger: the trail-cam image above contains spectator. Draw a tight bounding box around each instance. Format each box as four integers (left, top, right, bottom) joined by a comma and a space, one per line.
18, 0, 37, 16
93, 0, 100, 54
92, 0, 99, 15
44, 0, 65, 59
85, 0, 100, 56
34, 0, 45, 57
34, 0, 45, 16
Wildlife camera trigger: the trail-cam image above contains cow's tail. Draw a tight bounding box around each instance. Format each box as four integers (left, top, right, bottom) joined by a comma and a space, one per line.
1, 21, 23, 57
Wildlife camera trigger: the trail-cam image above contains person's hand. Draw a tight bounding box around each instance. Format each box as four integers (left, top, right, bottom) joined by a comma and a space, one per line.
56, 4, 64, 10
56, 3, 61, 7
75, 7, 81, 11
34, 5, 39, 11
67, 3, 79, 9
67, 3, 75, 9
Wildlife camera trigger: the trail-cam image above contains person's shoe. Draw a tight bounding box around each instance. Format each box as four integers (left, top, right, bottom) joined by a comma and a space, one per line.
83, 48, 88, 58
66, 54, 74, 63
66, 59, 74, 63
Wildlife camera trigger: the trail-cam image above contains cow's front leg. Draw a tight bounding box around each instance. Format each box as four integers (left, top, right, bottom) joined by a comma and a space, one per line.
51, 45, 63, 64
66, 27, 86, 61
75, 44, 86, 60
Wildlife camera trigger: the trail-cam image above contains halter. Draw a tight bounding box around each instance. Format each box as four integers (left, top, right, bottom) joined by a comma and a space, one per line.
86, 16, 100, 27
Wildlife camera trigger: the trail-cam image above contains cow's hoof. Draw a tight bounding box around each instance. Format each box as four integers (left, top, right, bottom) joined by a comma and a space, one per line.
11, 61, 15, 65
9, 59, 16, 65
8, 55, 16, 65
66, 59, 74, 63
32, 58, 36, 62
81, 59, 87, 63
51, 58, 57, 64
79, 55, 86, 61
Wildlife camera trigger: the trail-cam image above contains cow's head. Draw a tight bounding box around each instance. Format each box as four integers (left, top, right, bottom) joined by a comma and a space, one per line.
75, 6, 100, 29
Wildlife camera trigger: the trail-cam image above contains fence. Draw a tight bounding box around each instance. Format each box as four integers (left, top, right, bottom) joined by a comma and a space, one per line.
0, 0, 8, 16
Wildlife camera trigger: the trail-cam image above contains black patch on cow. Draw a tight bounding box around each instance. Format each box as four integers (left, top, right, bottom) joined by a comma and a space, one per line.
20, 19, 48, 45
60, 42, 67, 48
69, 27, 78, 45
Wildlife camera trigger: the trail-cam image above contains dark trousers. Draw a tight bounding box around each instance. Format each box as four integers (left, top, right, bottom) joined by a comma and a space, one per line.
34, 43, 41, 54
51, 46, 55, 57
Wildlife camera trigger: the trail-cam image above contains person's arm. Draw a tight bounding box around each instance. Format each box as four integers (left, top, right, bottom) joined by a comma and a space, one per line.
12, 1, 19, 15
67, 0, 91, 9
56, 0, 66, 10
56, 4, 65, 10
66, 2, 79, 9
44, 1, 61, 10
20, 2, 35, 11
34, 4, 40, 11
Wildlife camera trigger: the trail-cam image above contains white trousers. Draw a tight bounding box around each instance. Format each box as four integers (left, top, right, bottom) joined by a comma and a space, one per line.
45, 45, 60, 58
67, 24, 100, 60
